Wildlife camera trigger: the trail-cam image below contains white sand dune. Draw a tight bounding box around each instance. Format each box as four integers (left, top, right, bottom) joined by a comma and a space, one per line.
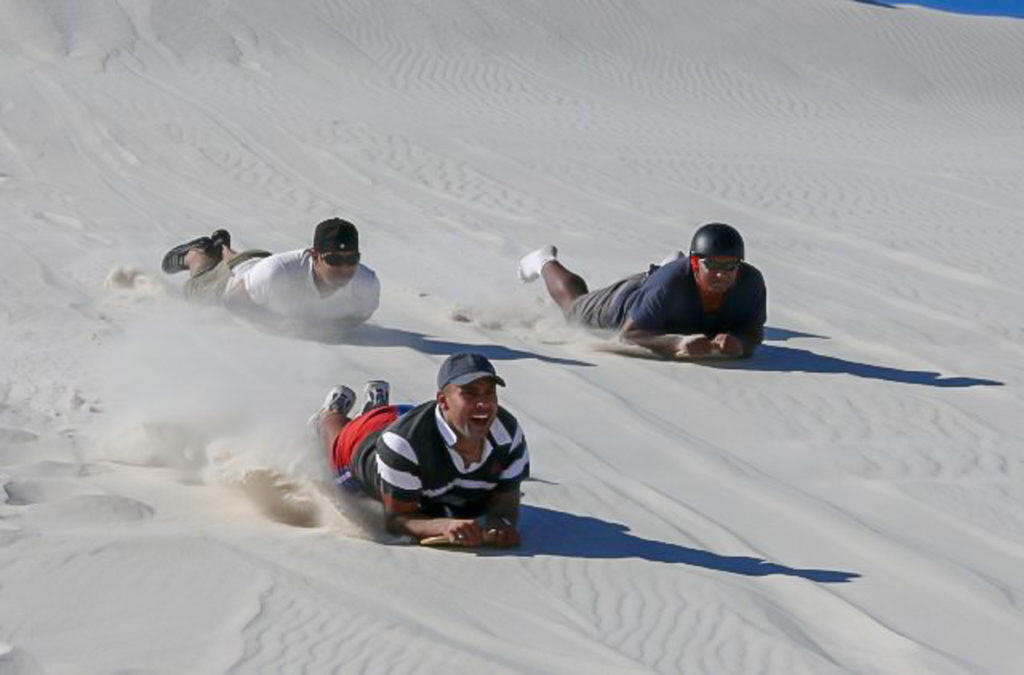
1, 0, 1022, 672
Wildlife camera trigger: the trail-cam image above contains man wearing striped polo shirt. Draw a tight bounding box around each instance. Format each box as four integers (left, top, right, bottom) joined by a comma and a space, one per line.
311, 353, 529, 547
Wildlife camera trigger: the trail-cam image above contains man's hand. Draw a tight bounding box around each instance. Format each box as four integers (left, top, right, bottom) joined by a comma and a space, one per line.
440, 519, 485, 547
484, 525, 521, 548
674, 335, 714, 358
711, 333, 743, 357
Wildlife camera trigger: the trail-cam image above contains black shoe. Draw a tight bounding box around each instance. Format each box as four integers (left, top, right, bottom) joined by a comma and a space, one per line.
162, 230, 232, 274
210, 229, 231, 252
161, 236, 213, 274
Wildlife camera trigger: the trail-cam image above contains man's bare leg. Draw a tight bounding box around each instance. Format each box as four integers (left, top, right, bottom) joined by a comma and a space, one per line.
540, 261, 589, 313
518, 245, 589, 313
183, 243, 239, 277
319, 410, 350, 456
183, 247, 219, 277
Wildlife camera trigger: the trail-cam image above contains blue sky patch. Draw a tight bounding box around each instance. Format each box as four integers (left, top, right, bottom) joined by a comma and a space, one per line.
892, 1, 1024, 19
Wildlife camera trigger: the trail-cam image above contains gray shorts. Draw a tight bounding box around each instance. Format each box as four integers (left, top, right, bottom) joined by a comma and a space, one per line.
182, 250, 271, 305
566, 273, 645, 330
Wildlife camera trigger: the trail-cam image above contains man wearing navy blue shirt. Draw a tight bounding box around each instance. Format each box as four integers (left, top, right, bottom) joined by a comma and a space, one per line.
518, 223, 766, 359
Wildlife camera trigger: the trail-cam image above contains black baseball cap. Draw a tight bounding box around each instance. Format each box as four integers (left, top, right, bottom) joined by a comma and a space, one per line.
437, 353, 506, 390
313, 218, 359, 252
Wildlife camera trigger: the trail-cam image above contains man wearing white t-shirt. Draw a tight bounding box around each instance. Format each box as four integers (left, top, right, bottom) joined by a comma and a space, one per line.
162, 218, 380, 335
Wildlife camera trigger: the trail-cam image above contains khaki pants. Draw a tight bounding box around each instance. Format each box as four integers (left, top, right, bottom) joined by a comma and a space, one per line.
182, 250, 271, 305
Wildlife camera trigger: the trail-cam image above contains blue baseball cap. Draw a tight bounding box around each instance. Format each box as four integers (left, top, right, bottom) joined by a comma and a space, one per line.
437, 353, 506, 390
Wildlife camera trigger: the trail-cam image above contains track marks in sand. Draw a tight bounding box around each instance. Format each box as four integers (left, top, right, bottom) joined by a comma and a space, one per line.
1, 460, 153, 527
101, 65, 339, 218
230, 581, 517, 675
895, 482, 1024, 549
101, 265, 167, 300
0, 537, 270, 672
233, 469, 321, 529
16, 493, 155, 528
0, 428, 39, 448
505, 359, 996, 672
0, 641, 45, 675
311, 0, 569, 104
3, 475, 96, 507
521, 552, 837, 673
319, 124, 583, 229
93, 419, 214, 471
729, 384, 1019, 475
518, 490, 882, 674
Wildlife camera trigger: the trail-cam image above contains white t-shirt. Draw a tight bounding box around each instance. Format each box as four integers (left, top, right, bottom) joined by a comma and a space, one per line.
231, 249, 380, 326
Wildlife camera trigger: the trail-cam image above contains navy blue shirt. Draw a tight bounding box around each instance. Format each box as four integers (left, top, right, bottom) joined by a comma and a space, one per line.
617, 258, 766, 356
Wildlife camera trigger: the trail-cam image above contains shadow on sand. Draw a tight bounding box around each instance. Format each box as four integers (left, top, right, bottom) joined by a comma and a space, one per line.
475, 506, 859, 582
325, 324, 595, 367
715, 344, 1002, 388
763, 327, 827, 342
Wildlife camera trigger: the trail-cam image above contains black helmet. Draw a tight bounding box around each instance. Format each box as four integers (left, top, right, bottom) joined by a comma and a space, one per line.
689, 223, 744, 259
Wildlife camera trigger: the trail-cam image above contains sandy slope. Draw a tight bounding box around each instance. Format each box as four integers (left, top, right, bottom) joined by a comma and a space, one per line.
1, 1, 1022, 672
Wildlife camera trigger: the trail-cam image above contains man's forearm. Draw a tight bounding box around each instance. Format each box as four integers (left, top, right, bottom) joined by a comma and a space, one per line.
620, 328, 684, 359
738, 332, 760, 357
483, 490, 521, 528
484, 502, 518, 529
385, 512, 455, 539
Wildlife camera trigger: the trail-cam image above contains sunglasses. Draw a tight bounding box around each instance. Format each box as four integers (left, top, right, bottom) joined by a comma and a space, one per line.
699, 257, 741, 272
321, 251, 361, 267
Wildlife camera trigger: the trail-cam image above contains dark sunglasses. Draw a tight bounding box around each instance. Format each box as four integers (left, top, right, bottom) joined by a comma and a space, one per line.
699, 257, 741, 272
322, 251, 361, 267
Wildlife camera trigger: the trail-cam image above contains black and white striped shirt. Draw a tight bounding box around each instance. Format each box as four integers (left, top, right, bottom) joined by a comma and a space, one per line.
364, 401, 529, 518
